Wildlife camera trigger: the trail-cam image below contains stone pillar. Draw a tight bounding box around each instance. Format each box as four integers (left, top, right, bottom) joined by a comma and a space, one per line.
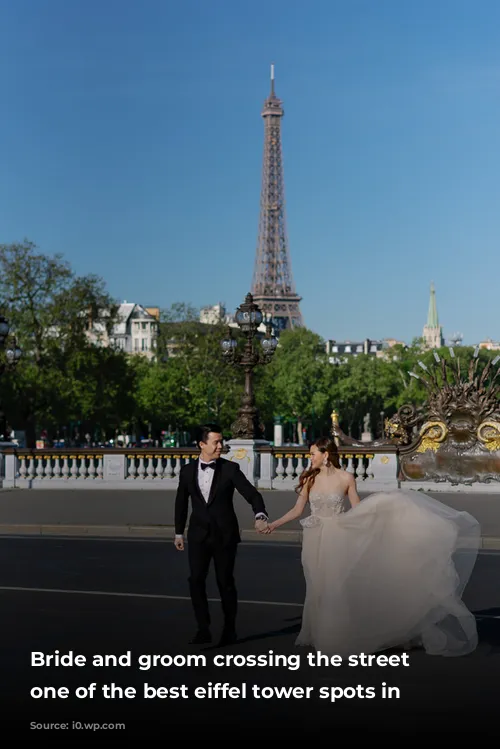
225, 439, 268, 486
103, 453, 127, 482
273, 423, 283, 447
367, 452, 399, 490
2, 449, 17, 488
257, 450, 273, 489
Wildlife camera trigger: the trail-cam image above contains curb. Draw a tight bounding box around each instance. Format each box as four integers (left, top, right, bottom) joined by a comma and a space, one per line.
0, 524, 304, 544
0, 524, 498, 549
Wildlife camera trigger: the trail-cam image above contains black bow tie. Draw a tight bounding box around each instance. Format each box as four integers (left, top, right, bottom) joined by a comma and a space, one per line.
200, 461, 216, 470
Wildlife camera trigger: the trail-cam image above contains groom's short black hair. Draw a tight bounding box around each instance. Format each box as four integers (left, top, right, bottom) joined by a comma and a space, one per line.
196, 423, 223, 447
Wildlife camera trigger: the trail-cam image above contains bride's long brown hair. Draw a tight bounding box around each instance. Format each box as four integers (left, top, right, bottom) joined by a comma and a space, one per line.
296, 436, 341, 496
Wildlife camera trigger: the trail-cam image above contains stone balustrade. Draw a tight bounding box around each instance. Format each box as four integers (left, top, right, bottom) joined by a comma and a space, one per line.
255, 444, 398, 491
0, 442, 400, 491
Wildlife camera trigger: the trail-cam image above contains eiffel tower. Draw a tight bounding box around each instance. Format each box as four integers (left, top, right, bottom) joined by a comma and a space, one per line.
251, 65, 303, 331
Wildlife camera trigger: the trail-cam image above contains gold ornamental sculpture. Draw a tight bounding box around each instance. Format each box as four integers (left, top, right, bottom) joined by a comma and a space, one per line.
331, 347, 500, 485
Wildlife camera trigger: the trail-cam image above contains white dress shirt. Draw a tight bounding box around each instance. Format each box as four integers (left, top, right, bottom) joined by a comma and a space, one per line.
175, 459, 267, 539
197, 459, 216, 502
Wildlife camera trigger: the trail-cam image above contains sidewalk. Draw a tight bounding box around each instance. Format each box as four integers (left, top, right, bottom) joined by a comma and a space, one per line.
0, 488, 499, 548
0, 522, 499, 549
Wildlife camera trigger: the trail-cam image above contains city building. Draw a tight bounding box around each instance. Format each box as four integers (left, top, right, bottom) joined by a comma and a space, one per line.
199, 302, 274, 336
325, 338, 404, 364
200, 303, 228, 326
86, 301, 158, 360
479, 338, 500, 351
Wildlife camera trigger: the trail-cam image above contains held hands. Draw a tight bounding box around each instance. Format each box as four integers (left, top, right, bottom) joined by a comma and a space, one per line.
254, 518, 269, 533
255, 518, 277, 534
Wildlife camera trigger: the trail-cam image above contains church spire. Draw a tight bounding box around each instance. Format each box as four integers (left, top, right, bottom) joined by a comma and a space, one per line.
427, 282, 439, 328
422, 282, 444, 349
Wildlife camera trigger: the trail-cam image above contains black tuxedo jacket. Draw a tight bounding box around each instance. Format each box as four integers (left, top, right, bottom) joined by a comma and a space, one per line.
174, 457, 267, 547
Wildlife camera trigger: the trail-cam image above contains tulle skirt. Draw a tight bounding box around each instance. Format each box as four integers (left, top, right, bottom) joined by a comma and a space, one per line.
297, 490, 480, 658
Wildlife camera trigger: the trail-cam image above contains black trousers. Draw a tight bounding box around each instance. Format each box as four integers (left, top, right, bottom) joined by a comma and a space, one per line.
187, 535, 238, 632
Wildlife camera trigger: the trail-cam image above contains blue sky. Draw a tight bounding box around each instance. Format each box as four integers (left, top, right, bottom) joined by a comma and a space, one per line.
1, 0, 500, 345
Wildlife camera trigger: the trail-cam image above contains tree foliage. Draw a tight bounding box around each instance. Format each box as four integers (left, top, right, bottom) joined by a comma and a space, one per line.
260, 328, 332, 442
2, 241, 496, 447
0, 240, 122, 444
133, 307, 244, 436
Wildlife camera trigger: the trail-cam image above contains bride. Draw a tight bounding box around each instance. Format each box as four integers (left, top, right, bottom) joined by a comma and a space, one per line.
266, 437, 481, 658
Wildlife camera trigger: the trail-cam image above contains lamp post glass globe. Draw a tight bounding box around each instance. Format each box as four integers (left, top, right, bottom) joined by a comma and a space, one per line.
234, 295, 263, 333
1, 322, 22, 367
221, 335, 237, 353
261, 330, 278, 353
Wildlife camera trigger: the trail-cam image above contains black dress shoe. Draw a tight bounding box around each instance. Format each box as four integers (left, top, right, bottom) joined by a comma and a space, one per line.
189, 630, 212, 644
218, 629, 237, 647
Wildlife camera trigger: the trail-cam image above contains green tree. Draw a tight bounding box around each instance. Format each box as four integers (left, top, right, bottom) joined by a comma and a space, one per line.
262, 328, 331, 444
65, 346, 137, 438
134, 311, 244, 435
330, 355, 401, 438
0, 240, 120, 445
132, 356, 193, 431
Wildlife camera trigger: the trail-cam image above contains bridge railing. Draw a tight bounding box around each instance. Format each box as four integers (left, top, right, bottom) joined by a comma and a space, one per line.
0, 443, 400, 491
255, 444, 398, 490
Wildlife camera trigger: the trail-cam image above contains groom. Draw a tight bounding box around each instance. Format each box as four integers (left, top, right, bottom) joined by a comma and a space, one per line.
174, 423, 269, 646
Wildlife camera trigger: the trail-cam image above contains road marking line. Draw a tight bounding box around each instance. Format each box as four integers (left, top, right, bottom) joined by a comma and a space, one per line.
477, 615, 500, 619
0, 585, 304, 607
0, 586, 496, 620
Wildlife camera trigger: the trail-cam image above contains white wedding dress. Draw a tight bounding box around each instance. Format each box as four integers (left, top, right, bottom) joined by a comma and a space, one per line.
296, 489, 480, 658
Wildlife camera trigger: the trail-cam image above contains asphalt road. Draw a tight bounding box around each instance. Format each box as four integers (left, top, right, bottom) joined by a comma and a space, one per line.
1, 535, 499, 734
1, 488, 500, 537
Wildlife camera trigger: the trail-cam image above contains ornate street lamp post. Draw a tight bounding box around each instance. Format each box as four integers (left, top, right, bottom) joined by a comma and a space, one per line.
0, 315, 22, 375
221, 293, 278, 439
0, 315, 22, 440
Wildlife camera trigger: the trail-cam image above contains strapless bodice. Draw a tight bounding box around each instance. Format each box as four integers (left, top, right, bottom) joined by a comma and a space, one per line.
300, 492, 347, 528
